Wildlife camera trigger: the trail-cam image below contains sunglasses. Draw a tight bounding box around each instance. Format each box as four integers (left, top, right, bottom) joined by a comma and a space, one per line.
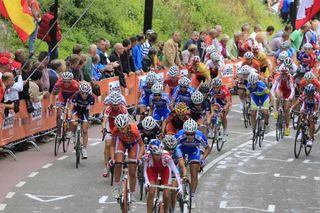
63, 81, 71, 84
186, 133, 195, 136
81, 92, 89, 95
181, 86, 188, 89
154, 94, 161, 97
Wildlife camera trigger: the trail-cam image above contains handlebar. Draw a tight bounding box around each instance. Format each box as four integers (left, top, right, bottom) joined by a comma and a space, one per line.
149, 184, 179, 190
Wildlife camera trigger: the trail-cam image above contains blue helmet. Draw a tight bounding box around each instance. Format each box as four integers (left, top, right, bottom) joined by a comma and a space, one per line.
148, 139, 163, 154
305, 84, 315, 96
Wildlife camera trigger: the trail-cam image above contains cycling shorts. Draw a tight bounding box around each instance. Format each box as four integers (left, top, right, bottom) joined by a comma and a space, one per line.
115, 139, 140, 160
250, 94, 269, 110
153, 108, 170, 121
178, 145, 201, 163
72, 110, 90, 122
147, 165, 171, 185
276, 87, 291, 99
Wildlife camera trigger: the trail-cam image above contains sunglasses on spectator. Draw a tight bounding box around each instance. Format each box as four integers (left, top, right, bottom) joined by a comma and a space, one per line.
186, 133, 195, 136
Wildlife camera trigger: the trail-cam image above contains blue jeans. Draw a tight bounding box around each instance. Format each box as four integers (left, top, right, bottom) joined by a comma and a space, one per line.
48, 41, 59, 61
28, 24, 39, 54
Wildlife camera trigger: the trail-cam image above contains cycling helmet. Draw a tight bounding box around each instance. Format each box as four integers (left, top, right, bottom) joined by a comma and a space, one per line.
199, 83, 210, 93
156, 75, 163, 83
281, 41, 291, 49
148, 139, 163, 154
250, 68, 258, 74
241, 65, 252, 75
305, 84, 315, 96
211, 77, 222, 88
303, 43, 313, 50
174, 102, 188, 114
280, 66, 289, 74
168, 66, 179, 77
61, 72, 74, 80
191, 55, 201, 65
252, 44, 259, 50
178, 77, 191, 87
109, 92, 122, 105
115, 114, 129, 129
278, 51, 289, 61
180, 69, 188, 77
210, 52, 220, 62
236, 67, 243, 76
191, 90, 204, 104
79, 83, 91, 94
248, 73, 259, 84
206, 45, 216, 54
183, 119, 198, 133
304, 71, 315, 80
146, 71, 157, 83
244, 51, 254, 59
163, 135, 178, 150
283, 57, 293, 67
151, 82, 163, 94
296, 65, 306, 75
142, 116, 157, 131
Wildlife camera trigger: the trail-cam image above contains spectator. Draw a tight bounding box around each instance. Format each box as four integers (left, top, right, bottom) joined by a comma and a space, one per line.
249, 24, 262, 40
270, 32, 290, 52
97, 38, 111, 66
218, 34, 233, 59
120, 39, 134, 74
278, 0, 292, 24
302, 22, 317, 49
266, 26, 275, 38
67, 54, 81, 81
14, 49, 27, 68
28, 0, 41, 54
73, 44, 83, 55
1, 72, 16, 115
163, 31, 182, 68
29, 70, 49, 109
109, 43, 126, 88
38, 51, 50, 91
181, 44, 197, 65
227, 31, 247, 58
19, 61, 32, 101
198, 31, 207, 60
273, 24, 292, 38
92, 55, 102, 81
142, 30, 158, 57
48, 59, 65, 92
3, 70, 23, 116
290, 24, 309, 52
142, 47, 157, 72
37, 4, 62, 60
241, 23, 251, 40
157, 41, 165, 62
0, 57, 11, 73
215, 25, 223, 37
205, 29, 217, 46
255, 32, 274, 54
88, 44, 97, 57
183, 31, 200, 51
132, 34, 144, 72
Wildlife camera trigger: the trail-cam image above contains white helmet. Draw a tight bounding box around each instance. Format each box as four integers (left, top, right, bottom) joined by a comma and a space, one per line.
241, 65, 252, 75
61, 72, 74, 80
183, 119, 198, 133
303, 43, 313, 50
283, 57, 293, 67
248, 73, 259, 84
79, 83, 91, 94
211, 77, 222, 87
304, 72, 315, 80
163, 135, 178, 150
146, 71, 157, 83
151, 82, 163, 94
250, 68, 258, 74
236, 67, 243, 76
178, 77, 191, 87
168, 66, 179, 77
210, 52, 220, 62
191, 90, 204, 104
142, 116, 157, 130
206, 45, 216, 54
156, 75, 163, 83
115, 114, 129, 129
278, 51, 289, 61
109, 91, 122, 104
244, 51, 254, 59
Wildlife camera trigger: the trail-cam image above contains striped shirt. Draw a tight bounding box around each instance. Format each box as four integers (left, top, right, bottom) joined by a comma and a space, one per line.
141, 41, 151, 57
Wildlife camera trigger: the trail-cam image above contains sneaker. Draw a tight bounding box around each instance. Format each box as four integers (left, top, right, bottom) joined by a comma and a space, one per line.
113, 186, 120, 199
223, 129, 228, 137
191, 196, 196, 209
284, 127, 290, 136
273, 111, 278, 119
306, 140, 313, 147
265, 124, 270, 133
82, 147, 87, 159
102, 168, 109, 178
66, 131, 72, 139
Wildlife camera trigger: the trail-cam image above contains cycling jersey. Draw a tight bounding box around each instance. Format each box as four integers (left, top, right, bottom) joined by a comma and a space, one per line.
271, 74, 295, 99
137, 123, 161, 143
188, 63, 211, 84
53, 79, 79, 106
164, 77, 180, 96
241, 60, 261, 72
104, 104, 128, 131
205, 59, 224, 78
254, 52, 268, 70
189, 100, 211, 120
299, 94, 320, 113
171, 147, 183, 165
175, 130, 208, 162
278, 63, 298, 75
299, 78, 320, 90
149, 92, 171, 120
246, 81, 270, 110
297, 51, 316, 72
210, 85, 232, 107
172, 86, 195, 106
165, 113, 190, 135
71, 92, 95, 120
138, 81, 153, 106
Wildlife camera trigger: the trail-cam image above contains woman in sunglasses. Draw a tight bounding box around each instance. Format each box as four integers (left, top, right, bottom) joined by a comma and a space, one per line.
171, 76, 195, 108
67, 83, 94, 159
149, 82, 171, 121
175, 119, 209, 209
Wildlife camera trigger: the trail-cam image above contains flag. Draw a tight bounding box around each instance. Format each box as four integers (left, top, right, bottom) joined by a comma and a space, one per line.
0, 0, 36, 43
296, 0, 320, 29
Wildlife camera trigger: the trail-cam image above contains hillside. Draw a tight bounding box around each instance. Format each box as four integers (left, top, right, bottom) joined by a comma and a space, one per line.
0, 0, 283, 58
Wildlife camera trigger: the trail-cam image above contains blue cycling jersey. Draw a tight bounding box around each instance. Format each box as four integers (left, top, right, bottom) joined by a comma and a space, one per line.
139, 81, 153, 100
149, 92, 171, 111
246, 81, 269, 96
175, 130, 208, 148
172, 147, 183, 164
172, 86, 195, 106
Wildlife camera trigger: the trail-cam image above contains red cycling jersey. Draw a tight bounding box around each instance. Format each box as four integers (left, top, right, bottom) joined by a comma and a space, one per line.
164, 77, 180, 95
111, 123, 141, 144
299, 79, 320, 90
53, 79, 79, 103
104, 104, 128, 131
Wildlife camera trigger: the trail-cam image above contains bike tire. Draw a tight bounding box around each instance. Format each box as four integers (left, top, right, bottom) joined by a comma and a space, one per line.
294, 126, 303, 159
185, 180, 192, 213
121, 179, 128, 213
243, 105, 248, 128
138, 165, 144, 201
110, 166, 114, 186
54, 119, 62, 156
279, 112, 285, 139
292, 113, 298, 130
216, 129, 224, 152
259, 120, 265, 148
305, 143, 312, 156
157, 200, 164, 213
75, 130, 81, 169
62, 122, 70, 153
276, 114, 281, 142
209, 127, 217, 153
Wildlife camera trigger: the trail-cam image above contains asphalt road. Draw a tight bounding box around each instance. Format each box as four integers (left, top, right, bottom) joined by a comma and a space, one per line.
1, 97, 320, 213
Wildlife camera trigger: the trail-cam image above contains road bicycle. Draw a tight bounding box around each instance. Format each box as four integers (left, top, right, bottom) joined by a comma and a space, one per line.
53, 103, 70, 156
243, 101, 251, 128
276, 98, 285, 141
252, 105, 265, 150
149, 183, 179, 213
294, 112, 314, 158
209, 104, 225, 153
178, 178, 192, 213
73, 118, 90, 168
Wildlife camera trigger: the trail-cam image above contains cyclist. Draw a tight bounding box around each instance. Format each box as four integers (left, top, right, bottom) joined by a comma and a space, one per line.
204, 45, 217, 63
242, 51, 261, 72
199, 83, 210, 102
246, 73, 270, 134
210, 78, 232, 139
274, 51, 289, 73
149, 82, 171, 121
271, 66, 295, 136
187, 55, 211, 88
280, 57, 298, 75
205, 52, 224, 79
162, 135, 187, 213
236, 65, 252, 110
176, 119, 209, 208
162, 102, 190, 135
101, 92, 128, 177
110, 114, 145, 202
143, 139, 183, 213
297, 43, 317, 73
172, 77, 195, 107
252, 44, 269, 77
292, 65, 306, 111
189, 90, 211, 135
104, 91, 127, 106
291, 84, 319, 147
68, 83, 94, 159
137, 71, 157, 121
138, 116, 162, 144
299, 72, 320, 91
164, 65, 180, 97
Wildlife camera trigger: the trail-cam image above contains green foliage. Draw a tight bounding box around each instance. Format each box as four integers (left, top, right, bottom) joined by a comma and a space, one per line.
1, 0, 282, 57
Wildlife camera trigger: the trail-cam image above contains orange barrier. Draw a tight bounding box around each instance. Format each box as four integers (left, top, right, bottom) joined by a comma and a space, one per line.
0, 58, 277, 147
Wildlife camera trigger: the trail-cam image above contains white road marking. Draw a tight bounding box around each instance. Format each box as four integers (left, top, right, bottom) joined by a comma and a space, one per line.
219, 201, 275, 212
228, 130, 251, 135
28, 172, 39, 178
274, 173, 307, 179
0, 204, 7, 211
232, 104, 239, 108
90, 142, 101, 146
24, 194, 74, 202
314, 177, 320, 181
5, 192, 15, 199
238, 170, 268, 175
42, 163, 53, 169
98, 196, 109, 204
258, 156, 294, 162
16, 181, 26, 187
88, 138, 101, 141
57, 156, 69, 160
231, 109, 243, 114
303, 159, 320, 164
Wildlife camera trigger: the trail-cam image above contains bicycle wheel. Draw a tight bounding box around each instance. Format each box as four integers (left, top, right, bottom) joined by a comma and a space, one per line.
157, 200, 164, 213
243, 105, 248, 128
110, 166, 114, 186
209, 127, 217, 153
292, 113, 298, 130
294, 126, 304, 159
305, 136, 312, 156
121, 179, 128, 213
62, 121, 70, 153
280, 112, 285, 139
276, 113, 282, 142
184, 180, 192, 213
258, 120, 265, 148
138, 165, 144, 200
54, 119, 62, 156
216, 129, 224, 152
75, 130, 81, 168
252, 121, 259, 150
